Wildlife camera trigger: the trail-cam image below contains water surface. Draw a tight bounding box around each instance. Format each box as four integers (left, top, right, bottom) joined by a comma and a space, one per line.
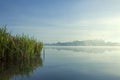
1, 46, 120, 80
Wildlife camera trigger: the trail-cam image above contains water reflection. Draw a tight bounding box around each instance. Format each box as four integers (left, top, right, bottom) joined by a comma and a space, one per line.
1, 46, 120, 80
45, 46, 120, 53
0, 56, 43, 80
42, 47, 46, 61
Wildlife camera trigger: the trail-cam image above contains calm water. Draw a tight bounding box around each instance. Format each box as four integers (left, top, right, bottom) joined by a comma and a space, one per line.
1, 46, 120, 80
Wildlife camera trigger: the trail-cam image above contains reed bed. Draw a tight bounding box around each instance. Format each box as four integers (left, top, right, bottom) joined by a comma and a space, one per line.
0, 27, 43, 61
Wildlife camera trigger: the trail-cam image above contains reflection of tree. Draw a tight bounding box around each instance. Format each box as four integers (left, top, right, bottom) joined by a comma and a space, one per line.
46, 46, 120, 53
0, 56, 42, 80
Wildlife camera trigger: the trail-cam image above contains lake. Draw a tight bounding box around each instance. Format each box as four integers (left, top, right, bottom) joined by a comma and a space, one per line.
1, 46, 120, 80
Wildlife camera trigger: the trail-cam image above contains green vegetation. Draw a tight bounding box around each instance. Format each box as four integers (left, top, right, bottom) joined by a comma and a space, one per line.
0, 27, 43, 61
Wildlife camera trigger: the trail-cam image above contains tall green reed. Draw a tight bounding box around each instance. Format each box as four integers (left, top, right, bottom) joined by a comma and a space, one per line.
0, 27, 43, 61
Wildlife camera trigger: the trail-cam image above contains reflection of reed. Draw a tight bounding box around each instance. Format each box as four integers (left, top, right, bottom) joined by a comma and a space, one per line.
45, 46, 120, 53
0, 56, 42, 80
43, 47, 45, 61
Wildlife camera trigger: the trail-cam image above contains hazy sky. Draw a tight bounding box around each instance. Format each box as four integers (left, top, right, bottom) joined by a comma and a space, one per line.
0, 0, 120, 43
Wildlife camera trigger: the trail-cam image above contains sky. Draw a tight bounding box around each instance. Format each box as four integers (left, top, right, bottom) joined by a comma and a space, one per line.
0, 0, 120, 43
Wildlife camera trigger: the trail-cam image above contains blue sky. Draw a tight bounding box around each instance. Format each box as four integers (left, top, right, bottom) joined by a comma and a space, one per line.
0, 0, 120, 43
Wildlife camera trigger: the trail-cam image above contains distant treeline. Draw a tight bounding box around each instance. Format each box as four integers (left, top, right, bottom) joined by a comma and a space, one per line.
46, 40, 120, 46
0, 27, 43, 61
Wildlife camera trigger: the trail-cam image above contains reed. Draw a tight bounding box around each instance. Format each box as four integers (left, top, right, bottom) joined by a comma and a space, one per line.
0, 27, 43, 61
